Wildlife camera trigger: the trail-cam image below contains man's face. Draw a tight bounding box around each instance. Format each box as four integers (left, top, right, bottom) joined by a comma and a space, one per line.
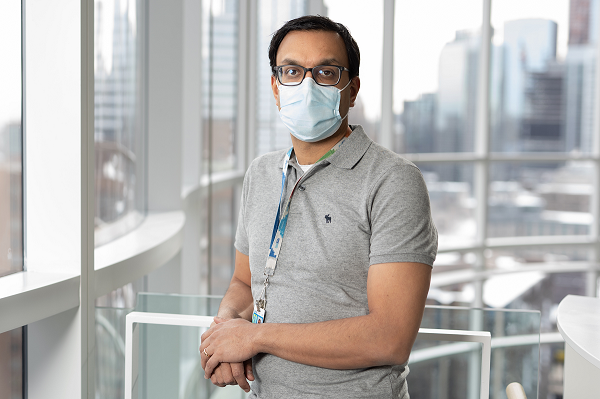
271, 30, 360, 120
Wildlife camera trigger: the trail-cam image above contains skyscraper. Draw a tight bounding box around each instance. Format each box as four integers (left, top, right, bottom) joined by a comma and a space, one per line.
436, 29, 479, 154
564, 0, 598, 152
568, 0, 599, 45
499, 19, 560, 152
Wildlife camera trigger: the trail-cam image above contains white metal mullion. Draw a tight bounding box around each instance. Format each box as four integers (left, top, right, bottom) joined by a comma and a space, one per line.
473, 0, 492, 306
380, 0, 395, 150
246, 0, 258, 169
404, 152, 600, 163
236, 0, 249, 171
82, 0, 95, 396
468, 1, 492, 398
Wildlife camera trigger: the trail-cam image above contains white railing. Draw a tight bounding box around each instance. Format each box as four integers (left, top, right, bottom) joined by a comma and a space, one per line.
124, 313, 492, 399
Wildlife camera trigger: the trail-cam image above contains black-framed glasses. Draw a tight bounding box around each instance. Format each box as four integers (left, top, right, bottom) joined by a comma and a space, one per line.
275, 65, 350, 86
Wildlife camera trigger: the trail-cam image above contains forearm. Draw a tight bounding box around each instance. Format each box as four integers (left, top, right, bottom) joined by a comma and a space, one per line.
253, 313, 414, 369
217, 276, 254, 321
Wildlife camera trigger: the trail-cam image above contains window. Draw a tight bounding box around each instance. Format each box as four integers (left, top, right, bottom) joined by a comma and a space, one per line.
94, 0, 147, 247
325, 0, 383, 142
256, 0, 306, 156
201, 0, 240, 294
0, 0, 23, 278
0, 2, 24, 398
0, 328, 24, 399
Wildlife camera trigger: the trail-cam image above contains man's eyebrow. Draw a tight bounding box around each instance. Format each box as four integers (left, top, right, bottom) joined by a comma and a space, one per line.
279, 58, 344, 66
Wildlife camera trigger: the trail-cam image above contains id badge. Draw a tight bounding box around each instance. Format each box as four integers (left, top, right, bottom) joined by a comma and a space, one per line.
252, 304, 265, 324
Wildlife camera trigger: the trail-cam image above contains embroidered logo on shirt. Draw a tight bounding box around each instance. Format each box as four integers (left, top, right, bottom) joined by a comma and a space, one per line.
325, 214, 332, 223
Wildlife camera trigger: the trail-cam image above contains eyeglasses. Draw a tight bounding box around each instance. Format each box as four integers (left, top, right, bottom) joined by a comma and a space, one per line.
275, 65, 350, 87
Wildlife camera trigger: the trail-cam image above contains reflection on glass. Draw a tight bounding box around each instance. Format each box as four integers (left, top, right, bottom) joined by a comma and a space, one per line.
325, 0, 382, 141
394, 0, 482, 154
417, 162, 476, 250
488, 161, 592, 238
94, 0, 146, 247
203, 0, 239, 172
490, 0, 595, 153
0, 328, 23, 399
95, 294, 223, 399
484, 249, 588, 399
95, 278, 146, 399
256, 0, 306, 156
0, 0, 23, 278
414, 306, 541, 399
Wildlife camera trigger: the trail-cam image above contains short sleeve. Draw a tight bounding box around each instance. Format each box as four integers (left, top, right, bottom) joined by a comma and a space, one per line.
368, 164, 438, 267
234, 169, 250, 256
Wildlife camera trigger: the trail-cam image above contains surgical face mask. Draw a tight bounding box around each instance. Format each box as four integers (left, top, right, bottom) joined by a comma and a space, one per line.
277, 78, 352, 143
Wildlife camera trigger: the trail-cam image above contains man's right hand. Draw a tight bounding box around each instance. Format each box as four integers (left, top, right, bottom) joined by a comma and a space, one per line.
210, 359, 254, 392
207, 316, 254, 392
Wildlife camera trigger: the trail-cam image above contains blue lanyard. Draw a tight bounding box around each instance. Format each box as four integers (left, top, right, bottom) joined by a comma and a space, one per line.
256, 138, 347, 311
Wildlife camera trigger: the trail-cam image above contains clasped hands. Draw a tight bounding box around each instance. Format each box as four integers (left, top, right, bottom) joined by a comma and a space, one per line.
200, 317, 259, 393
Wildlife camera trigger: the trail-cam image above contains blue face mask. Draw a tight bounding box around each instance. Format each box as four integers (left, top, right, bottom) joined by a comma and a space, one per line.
277, 78, 352, 143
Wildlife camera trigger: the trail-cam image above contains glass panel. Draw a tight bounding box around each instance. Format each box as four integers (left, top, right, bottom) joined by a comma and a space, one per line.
415, 306, 541, 399
488, 161, 593, 238
394, 0, 482, 154
203, 0, 239, 172
325, 0, 383, 142
0, 327, 23, 399
96, 307, 130, 399
255, 0, 306, 156
490, 0, 593, 153
0, 0, 23, 277
416, 162, 477, 250
98, 294, 541, 399
96, 294, 223, 399
94, 0, 147, 247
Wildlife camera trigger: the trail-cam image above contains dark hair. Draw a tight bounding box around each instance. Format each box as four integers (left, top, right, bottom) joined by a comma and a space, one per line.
268, 15, 360, 79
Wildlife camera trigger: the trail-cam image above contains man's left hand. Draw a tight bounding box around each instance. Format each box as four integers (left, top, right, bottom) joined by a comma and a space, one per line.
200, 318, 259, 379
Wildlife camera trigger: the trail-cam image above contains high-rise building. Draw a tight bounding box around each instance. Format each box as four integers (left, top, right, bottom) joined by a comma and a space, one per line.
401, 93, 436, 154
521, 62, 565, 152
503, 19, 558, 119
564, 0, 598, 152
564, 46, 596, 152
436, 29, 479, 154
568, 0, 599, 45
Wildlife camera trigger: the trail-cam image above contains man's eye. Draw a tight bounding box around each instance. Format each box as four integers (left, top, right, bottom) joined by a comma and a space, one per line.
285, 68, 300, 76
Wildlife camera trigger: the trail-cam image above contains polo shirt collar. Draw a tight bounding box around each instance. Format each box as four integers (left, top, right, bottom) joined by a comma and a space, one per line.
325, 125, 372, 169
278, 125, 372, 170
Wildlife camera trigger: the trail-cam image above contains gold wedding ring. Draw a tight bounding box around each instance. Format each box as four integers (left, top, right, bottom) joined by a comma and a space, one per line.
203, 348, 211, 358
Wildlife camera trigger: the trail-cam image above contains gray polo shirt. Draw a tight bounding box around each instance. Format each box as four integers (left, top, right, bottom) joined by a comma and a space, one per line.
235, 125, 437, 398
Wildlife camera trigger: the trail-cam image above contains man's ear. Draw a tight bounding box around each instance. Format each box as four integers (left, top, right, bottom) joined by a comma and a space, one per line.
271, 75, 280, 109
349, 76, 360, 108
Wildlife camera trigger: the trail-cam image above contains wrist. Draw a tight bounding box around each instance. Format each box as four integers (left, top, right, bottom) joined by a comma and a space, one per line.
217, 309, 240, 320
251, 322, 268, 355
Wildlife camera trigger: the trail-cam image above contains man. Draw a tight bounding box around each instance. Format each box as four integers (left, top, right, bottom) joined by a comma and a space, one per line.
200, 15, 437, 398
